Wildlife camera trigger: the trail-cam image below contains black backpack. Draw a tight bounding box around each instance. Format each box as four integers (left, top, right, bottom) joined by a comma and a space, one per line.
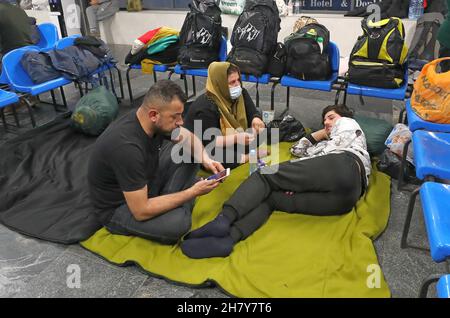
348, 17, 408, 88
227, 0, 281, 76
267, 42, 287, 78
408, 12, 445, 71
178, 0, 222, 69
284, 23, 331, 80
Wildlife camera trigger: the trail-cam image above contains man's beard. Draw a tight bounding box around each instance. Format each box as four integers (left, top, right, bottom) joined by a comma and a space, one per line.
155, 125, 178, 138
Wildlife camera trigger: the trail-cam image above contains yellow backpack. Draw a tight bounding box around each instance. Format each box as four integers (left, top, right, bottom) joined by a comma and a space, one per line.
348, 17, 409, 88
411, 58, 450, 124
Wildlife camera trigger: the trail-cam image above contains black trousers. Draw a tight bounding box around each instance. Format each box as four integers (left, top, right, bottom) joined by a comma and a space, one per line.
222, 152, 364, 242
105, 142, 199, 245
439, 45, 450, 72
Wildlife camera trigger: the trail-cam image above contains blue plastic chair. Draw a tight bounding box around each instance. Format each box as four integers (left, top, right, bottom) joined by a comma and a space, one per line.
126, 63, 171, 102
401, 99, 450, 133
411, 130, 450, 181
0, 89, 18, 108
0, 88, 21, 128
397, 99, 450, 190
401, 131, 450, 253
420, 182, 450, 263
415, 183, 450, 299
36, 23, 59, 52
239, 73, 271, 109
55, 35, 124, 99
0, 89, 20, 128
0, 68, 9, 86
345, 64, 408, 101
3, 46, 72, 127
54, 34, 82, 50
173, 36, 228, 98
437, 275, 450, 298
276, 41, 340, 110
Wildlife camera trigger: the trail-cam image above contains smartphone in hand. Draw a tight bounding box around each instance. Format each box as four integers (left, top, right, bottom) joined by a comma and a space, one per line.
206, 168, 230, 182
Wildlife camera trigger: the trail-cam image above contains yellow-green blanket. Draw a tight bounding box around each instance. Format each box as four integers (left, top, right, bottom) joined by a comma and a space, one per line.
82, 143, 391, 297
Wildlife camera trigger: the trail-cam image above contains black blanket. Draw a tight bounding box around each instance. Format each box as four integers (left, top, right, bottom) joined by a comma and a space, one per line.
0, 114, 102, 244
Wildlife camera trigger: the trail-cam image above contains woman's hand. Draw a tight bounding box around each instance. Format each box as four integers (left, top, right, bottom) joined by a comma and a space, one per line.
251, 117, 265, 134
235, 132, 255, 145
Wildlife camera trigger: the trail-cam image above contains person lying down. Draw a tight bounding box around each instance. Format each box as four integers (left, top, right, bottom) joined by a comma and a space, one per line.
181, 104, 371, 259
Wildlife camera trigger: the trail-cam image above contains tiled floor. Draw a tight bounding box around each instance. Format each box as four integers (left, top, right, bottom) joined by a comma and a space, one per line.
0, 45, 446, 298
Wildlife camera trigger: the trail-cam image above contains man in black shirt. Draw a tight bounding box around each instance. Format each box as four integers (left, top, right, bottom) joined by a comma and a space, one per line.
88, 80, 224, 244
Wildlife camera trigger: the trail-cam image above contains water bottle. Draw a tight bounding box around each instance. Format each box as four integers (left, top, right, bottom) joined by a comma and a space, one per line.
287, 0, 293, 16
317, 36, 324, 55
249, 149, 258, 175
294, 0, 300, 15
306, 29, 323, 54
408, 0, 424, 20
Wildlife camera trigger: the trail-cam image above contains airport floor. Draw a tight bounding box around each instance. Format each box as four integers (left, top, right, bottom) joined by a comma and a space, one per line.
0, 45, 446, 298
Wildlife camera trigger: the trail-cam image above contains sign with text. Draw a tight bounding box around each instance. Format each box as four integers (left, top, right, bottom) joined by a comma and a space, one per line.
289, 0, 352, 11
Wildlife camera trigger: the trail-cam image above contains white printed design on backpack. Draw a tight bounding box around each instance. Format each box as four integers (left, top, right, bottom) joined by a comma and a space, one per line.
237, 23, 261, 42
195, 28, 212, 45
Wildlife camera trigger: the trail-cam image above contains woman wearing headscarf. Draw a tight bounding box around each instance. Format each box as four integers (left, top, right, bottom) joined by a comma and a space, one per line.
183, 62, 267, 169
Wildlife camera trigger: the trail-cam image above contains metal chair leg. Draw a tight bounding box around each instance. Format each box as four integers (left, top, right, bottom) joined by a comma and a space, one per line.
50, 90, 57, 111
126, 67, 134, 103
153, 70, 157, 83
11, 104, 20, 127
22, 97, 36, 127
419, 274, 442, 298
256, 81, 260, 109
286, 86, 290, 109
183, 74, 189, 97
398, 107, 406, 124
114, 66, 124, 100
271, 81, 279, 111
192, 75, 196, 96
398, 139, 412, 191
75, 82, 84, 97
400, 186, 421, 249
60, 86, 67, 110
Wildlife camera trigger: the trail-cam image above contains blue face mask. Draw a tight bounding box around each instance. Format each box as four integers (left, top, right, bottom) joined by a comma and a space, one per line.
229, 85, 242, 100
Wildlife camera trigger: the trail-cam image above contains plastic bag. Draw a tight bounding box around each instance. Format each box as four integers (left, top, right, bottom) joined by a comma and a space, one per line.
377, 149, 420, 183
411, 57, 450, 124
385, 123, 413, 163
266, 109, 305, 144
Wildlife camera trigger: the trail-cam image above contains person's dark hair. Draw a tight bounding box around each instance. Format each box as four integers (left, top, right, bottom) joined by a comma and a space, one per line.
142, 79, 187, 108
227, 63, 240, 76
321, 104, 354, 121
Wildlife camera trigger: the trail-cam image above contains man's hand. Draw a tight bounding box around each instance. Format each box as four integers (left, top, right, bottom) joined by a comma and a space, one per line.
90, 0, 99, 5
251, 117, 265, 134
202, 159, 224, 175
189, 179, 220, 196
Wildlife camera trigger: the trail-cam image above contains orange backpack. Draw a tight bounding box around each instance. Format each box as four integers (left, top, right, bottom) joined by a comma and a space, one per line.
411, 57, 450, 124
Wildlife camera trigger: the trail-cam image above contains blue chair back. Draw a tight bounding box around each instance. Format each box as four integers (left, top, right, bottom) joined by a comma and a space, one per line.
219, 35, 227, 62
55, 35, 82, 50
328, 41, 340, 73
2, 47, 40, 89
36, 23, 59, 51
0, 63, 9, 85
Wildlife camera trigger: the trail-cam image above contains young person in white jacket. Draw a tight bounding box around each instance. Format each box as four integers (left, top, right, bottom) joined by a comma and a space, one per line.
181, 104, 371, 259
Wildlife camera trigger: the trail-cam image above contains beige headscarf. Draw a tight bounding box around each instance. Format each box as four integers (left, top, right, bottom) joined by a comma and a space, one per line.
205, 62, 248, 135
